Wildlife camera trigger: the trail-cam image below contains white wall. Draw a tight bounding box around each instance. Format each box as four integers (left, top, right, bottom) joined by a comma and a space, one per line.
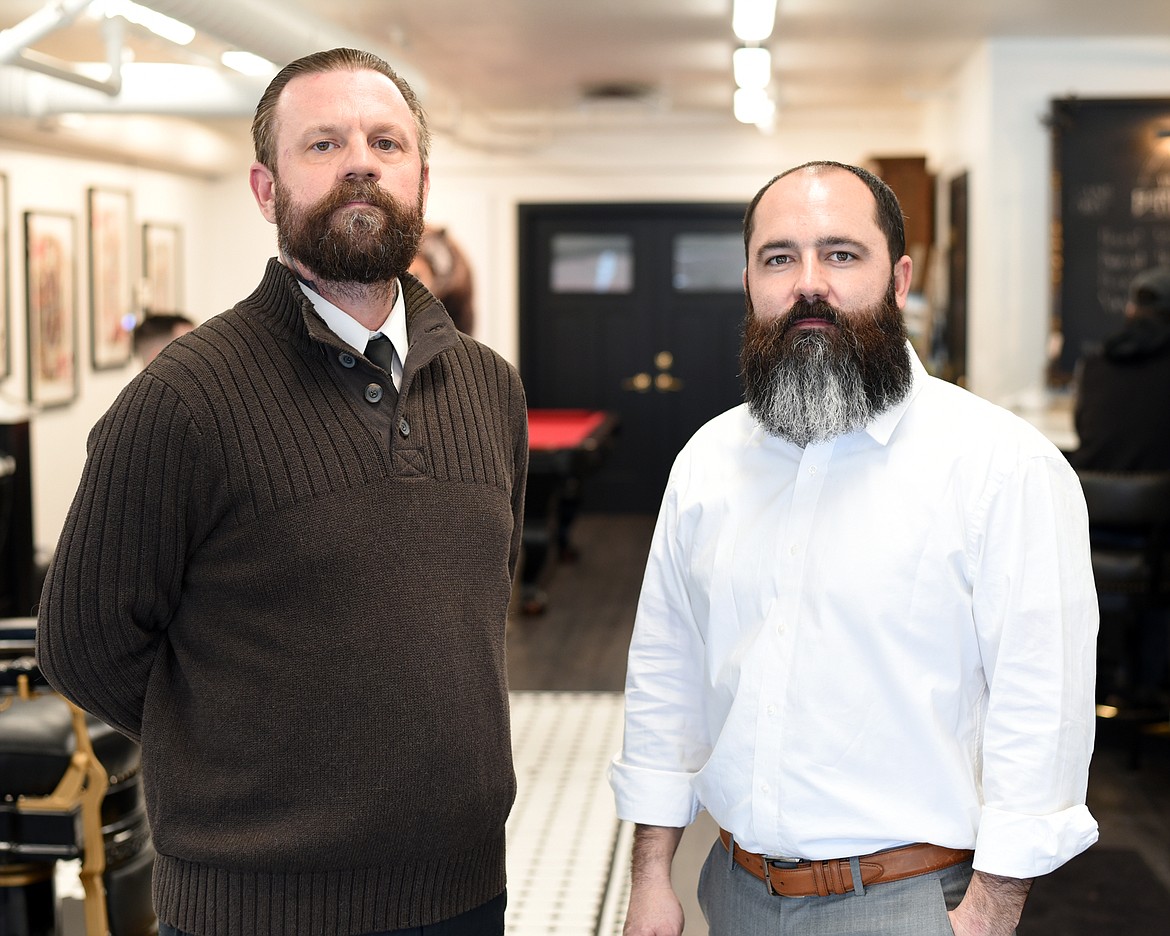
0, 148, 215, 557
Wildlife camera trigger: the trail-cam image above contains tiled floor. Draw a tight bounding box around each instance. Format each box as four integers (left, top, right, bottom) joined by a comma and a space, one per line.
504, 690, 628, 935
503, 688, 717, 936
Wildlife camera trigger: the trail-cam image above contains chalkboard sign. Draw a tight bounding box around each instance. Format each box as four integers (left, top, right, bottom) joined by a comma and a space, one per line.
1051, 98, 1170, 382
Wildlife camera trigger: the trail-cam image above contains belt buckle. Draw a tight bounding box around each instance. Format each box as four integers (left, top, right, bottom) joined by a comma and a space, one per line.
762, 855, 805, 896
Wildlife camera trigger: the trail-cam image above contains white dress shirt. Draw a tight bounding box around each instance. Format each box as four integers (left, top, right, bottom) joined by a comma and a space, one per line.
610, 352, 1099, 880
297, 278, 409, 389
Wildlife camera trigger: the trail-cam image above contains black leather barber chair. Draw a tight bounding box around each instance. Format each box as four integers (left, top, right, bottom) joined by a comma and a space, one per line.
0, 619, 156, 936
1077, 470, 1170, 764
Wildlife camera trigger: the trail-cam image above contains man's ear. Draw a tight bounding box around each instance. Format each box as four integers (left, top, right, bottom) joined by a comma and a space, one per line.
892, 255, 914, 309
250, 162, 278, 224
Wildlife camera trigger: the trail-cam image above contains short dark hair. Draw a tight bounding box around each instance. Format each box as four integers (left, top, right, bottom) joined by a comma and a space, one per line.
133, 313, 193, 356
251, 48, 431, 172
743, 161, 907, 266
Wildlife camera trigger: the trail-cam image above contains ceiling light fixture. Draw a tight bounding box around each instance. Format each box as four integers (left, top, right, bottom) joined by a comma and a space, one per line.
221, 50, 277, 77
101, 0, 196, 47
733, 46, 771, 90
732, 0, 778, 43
734, 87, 773, 127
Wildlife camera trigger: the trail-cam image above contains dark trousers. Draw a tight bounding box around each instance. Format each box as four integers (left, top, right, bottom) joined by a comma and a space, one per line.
158, 891, 506, 936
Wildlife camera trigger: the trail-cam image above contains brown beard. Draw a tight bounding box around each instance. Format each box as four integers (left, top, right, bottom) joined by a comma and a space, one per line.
740, 281, 913, 445
274, 176, 426, 286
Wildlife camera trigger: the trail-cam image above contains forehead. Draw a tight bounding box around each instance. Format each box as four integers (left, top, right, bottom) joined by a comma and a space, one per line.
751, 168, 881, 247
275, 68, 415, 137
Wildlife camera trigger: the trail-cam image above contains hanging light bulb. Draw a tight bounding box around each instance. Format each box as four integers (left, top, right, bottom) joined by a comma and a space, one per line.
733, 46, 771, 90
732, 0, 778, 43
734, 87, 773, 125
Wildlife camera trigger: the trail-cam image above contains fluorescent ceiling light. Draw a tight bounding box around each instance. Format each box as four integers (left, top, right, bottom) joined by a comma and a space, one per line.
103, 0, 196, 46
733, 46, 771, 90
221, 50, 277, 77
733, 0, 778, 43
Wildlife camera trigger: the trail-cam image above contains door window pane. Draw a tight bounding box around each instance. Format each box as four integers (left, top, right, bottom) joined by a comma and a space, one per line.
551, 233, 633, 293
673, 232, 744, 292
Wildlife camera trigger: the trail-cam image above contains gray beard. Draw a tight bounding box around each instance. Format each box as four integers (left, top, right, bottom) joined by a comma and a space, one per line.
750, 330, 878, 446
741, 288, 913, 446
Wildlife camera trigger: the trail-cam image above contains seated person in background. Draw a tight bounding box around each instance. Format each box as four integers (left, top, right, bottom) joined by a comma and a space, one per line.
1071, 265, 1170, 707
132, 312, 195, 366
409, 225, 475, 333
1071, 266, 1170, 470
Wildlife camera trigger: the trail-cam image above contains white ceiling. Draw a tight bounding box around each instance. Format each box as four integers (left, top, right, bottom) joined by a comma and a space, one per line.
2, 0, 1170, 174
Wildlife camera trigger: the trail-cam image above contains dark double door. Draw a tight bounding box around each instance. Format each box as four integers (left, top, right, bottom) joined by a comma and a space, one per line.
519, 203, 747, 513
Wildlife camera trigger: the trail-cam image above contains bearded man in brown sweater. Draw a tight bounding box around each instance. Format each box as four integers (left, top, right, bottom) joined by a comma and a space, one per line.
37, 48, 528, 936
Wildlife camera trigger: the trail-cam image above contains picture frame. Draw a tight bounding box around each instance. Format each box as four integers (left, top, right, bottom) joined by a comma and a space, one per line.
0, 174, 9, 381
25, 210, 78, 408
88, 187, 133, 370
142, 222, 182, 313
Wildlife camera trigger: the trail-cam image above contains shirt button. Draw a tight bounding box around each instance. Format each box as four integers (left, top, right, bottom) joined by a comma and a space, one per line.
398, 417, 410, 437
766, 704, 776, 716
808, 465, 818, 475
761, 782, 771, 794
364, 383, 384, 403
339, 352, 356, 368
788, 544, 799, 557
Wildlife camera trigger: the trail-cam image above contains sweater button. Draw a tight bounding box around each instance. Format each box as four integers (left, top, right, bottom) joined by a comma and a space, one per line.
339, 352, 356, 368
399, 417, 410, 437
365, 383, 384, 403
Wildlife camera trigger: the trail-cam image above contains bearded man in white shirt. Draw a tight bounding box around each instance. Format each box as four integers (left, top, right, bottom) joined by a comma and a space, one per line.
609, 161, 1098, 936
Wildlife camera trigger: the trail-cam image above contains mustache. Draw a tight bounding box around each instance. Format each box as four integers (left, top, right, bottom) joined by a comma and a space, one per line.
783, 299, 839, 330
317, 177, 401, 216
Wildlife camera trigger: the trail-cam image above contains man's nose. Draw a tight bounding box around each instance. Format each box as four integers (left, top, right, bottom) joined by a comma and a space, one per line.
795, 257, 829, 301
341, 143, 381, 180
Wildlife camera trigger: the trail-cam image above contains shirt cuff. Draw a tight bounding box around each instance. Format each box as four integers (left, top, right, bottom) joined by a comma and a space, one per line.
973, 804, 1099, 878
608, 757, 702, 828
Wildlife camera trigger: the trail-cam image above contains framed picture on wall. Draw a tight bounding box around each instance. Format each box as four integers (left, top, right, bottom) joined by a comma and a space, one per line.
142, 222, 182, 313
0, 174, 10, 381
25, 210, 78, 408
88, 187, 133, 370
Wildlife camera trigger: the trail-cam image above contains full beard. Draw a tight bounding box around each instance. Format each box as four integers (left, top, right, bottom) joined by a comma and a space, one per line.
740, 282, 913, 446
274, 176, 426, 293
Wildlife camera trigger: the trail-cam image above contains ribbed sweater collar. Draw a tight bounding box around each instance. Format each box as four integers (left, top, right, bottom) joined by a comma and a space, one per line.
240, 258, 460, 375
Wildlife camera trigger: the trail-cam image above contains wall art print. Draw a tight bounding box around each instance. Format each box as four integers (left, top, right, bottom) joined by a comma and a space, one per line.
25, 211, 78, 408
88, 187, 134, 369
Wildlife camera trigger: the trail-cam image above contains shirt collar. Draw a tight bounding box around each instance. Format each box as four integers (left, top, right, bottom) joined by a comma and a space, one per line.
295, 277, 410, 364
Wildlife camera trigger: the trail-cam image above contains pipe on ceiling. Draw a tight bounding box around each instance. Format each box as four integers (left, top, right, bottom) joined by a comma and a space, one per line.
0, 0, 427, 117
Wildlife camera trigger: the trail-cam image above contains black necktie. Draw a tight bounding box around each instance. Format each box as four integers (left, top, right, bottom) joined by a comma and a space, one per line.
366, 334, 397, 376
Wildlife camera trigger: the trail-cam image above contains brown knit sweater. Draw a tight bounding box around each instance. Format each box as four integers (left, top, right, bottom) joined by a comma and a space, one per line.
37, 259, 528, 935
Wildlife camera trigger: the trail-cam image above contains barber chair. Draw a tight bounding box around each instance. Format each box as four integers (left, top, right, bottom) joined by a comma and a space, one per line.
0, 619, 156, 936
1076, 470, 1170, 765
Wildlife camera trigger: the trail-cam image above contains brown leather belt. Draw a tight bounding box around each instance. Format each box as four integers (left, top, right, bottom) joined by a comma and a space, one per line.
718, 828, 973, 898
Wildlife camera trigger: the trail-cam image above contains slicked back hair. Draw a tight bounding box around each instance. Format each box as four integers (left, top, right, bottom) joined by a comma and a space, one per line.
251, 48, 430, 173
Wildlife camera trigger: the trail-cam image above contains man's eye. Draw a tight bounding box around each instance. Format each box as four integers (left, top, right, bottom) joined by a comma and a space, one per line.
764, 255, 789, 266
312, 141, 333, 152
828, 251, 854, 262
374, 139, 399, 152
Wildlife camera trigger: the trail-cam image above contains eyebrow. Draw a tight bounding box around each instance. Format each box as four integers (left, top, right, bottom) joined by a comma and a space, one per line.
753, 235, 870, 261
297, 122, 413, 144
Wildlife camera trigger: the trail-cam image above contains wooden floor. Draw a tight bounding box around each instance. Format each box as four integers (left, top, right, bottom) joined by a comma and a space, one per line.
507, 512, 655, 692
506, 512, 1170, 932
